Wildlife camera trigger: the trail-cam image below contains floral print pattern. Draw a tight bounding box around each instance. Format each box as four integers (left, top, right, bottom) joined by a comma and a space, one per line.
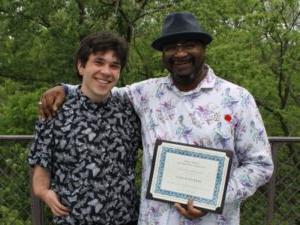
121, 65, 273, 225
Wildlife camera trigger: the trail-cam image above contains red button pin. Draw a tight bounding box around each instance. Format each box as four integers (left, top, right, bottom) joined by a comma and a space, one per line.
224, 114, 232, 122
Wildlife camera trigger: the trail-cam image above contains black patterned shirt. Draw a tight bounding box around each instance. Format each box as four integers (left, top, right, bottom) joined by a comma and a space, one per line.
29, 87, 141, 225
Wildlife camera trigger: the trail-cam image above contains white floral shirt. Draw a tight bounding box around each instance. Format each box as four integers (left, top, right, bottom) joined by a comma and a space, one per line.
120, 65, 274, 225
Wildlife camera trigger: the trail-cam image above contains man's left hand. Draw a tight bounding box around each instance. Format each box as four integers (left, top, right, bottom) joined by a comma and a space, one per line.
175, 199, 207, 220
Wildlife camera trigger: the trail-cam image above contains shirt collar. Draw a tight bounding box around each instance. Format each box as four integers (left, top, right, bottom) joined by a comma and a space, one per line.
75, 86, 112, 112
164, 64, 216, 95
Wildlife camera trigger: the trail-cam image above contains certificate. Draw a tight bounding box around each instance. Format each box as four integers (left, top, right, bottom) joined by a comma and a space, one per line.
146, 140, 232, 213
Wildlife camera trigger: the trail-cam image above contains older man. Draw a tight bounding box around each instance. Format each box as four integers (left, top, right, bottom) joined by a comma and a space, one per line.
39, 12, 273, 225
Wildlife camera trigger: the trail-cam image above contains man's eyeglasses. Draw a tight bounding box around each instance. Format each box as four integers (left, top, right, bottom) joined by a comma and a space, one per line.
162, 41, 199, 54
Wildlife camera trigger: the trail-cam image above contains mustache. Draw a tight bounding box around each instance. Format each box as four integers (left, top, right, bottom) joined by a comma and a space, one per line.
169, 55, 194, 64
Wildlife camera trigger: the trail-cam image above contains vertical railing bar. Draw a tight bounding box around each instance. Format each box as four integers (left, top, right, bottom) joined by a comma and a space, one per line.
0, 136, 44, 225
266, 142, 278, 225
28, 141, 44, 225
30, 168, 44, 225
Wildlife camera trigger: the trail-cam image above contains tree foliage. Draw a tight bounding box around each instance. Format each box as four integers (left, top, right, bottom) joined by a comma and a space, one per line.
0, 0, 299, 224
1, 0, 298, 136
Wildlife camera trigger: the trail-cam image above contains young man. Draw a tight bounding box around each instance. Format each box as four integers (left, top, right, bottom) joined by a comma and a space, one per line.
39, 12, 273, 225
29, 31, 141, 225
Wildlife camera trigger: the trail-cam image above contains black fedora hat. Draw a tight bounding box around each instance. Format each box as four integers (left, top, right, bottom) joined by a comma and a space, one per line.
152, 12, 213, 51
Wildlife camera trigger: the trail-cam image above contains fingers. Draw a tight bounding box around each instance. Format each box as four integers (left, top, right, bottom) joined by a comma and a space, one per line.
175, 203, 196, 219
39, 95, 52, 120
44, 93, 57, 117
51, 204, 69, 216
38, 85, 66, 120
175, 200, 207, 220
186, 199, 204, 217
53, 90, 65, 112
175, 203, 190, 218
38, 101, 45, 120
44, 190, 70, 217
50, 198, 70, 216
40, 96, 53, 120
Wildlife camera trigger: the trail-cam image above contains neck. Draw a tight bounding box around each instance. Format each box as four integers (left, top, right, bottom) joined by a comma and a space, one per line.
80, 86, 110, 104
173, 65, 207, 92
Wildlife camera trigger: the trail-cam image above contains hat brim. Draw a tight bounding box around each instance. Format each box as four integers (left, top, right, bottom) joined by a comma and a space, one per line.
151, 32, 213, 51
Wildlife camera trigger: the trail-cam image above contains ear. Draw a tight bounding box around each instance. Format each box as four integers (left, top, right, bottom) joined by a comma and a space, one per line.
161, 52, 168, 68
201, 43, 207, 50
77, 61, 84, 76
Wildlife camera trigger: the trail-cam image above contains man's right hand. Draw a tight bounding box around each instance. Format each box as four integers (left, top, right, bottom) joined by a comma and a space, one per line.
40, 189, 70, 216
39, 86, 65, 119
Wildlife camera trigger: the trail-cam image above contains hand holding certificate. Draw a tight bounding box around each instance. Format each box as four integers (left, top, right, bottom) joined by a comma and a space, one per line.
146, 140, 232, 213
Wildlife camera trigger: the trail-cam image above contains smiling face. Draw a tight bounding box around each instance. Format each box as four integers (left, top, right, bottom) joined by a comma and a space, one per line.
162, 40, 206, 91
78, 50, 121, 103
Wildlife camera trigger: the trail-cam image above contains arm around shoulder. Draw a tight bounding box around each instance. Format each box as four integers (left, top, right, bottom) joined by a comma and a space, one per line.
39, 84, 78, 119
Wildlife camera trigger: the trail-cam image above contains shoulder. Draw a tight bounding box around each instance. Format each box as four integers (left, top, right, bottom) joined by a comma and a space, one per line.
109, 94, 135, 114
215, 75, 254, 99
34, 117, 55, 134
133, 77, 167, 85
207, 70, 258, 113
125, 77, 168, 97
207, 66, 251, 97
57, 93, 80, 115
112, 77, 168, 105
129, 77, 167, 89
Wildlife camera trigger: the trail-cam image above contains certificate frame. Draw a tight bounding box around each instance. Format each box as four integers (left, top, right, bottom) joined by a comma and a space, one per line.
146, 139, 232, 214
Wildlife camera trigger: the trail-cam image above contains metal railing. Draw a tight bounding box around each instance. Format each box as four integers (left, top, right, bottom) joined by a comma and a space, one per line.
0, 135, 44, 225
0, 135, 299, 225
265, 137, 300, 225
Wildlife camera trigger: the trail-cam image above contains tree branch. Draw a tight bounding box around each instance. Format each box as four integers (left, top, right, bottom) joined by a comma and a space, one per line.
132, 4, 174, 23
75, 0, 87, 40
256, 99, 290, 136
290, 87, 300, 105
118, 8, 134, 43
0, 8, 50, 29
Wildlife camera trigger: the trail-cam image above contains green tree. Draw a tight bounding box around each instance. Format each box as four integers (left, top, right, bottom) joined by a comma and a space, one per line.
0, 0, 299, 224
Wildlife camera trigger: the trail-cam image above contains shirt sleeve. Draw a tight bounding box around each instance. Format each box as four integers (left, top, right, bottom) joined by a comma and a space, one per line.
112, 85, 143, 116
64, 84, 79, 99
113, 86, 142, 149
225, 91, 274, 203
28, 119, 55, 171
122, 81, 150, 116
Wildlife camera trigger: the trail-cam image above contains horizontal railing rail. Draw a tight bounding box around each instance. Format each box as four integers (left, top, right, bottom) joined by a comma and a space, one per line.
0, 135, 34, 141
0, 135, 299, 225
0, 135, 43, 225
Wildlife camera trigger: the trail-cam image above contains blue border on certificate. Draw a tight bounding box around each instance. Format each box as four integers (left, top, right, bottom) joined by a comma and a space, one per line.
155, 146, 225, 206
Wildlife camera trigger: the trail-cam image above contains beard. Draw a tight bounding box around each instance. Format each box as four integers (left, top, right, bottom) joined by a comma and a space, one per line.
168, 55, 205, 87
171, 70, 197, 85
